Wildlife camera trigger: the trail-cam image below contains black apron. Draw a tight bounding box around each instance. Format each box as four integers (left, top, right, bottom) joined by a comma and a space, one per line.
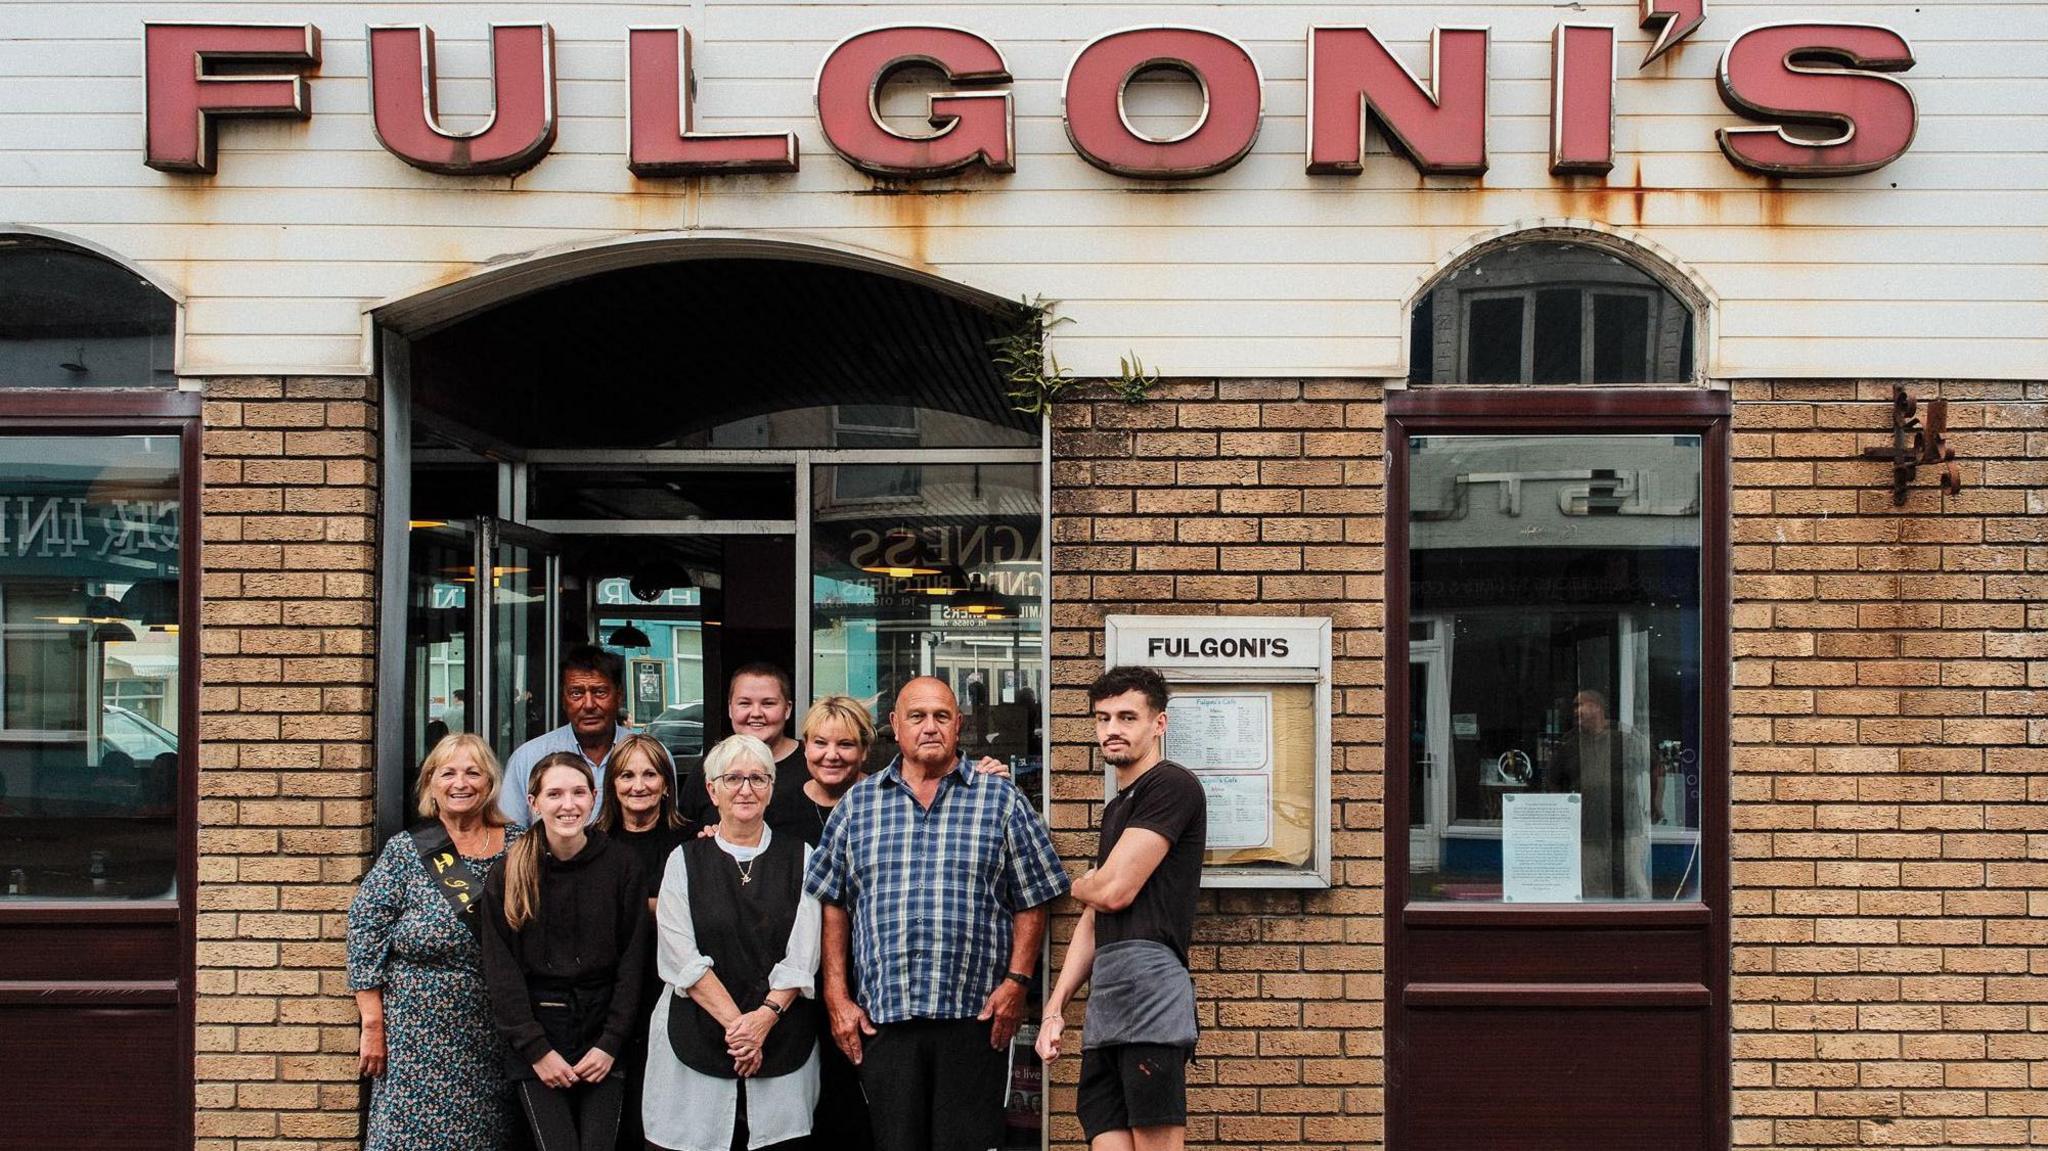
666, 833, 820, 1078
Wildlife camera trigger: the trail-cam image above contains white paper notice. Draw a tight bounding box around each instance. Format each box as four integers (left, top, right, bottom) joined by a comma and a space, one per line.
1194, 773, 1271, 849
1165, 693, 1270, 771
1501, 792, 1582, 903
1157, 693, 1276, 850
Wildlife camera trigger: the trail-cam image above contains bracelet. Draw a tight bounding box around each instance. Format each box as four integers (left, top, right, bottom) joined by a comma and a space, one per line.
1004, 971, 1033, 988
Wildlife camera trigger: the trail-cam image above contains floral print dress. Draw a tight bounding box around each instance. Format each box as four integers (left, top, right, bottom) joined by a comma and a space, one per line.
347, 825, 523, 1151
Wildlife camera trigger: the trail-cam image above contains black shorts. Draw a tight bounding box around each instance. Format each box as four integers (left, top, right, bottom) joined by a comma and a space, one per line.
1076, 1043, 1190, 1141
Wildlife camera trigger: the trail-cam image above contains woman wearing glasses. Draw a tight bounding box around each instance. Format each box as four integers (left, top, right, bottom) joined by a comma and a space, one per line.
643, 734, 822, 1151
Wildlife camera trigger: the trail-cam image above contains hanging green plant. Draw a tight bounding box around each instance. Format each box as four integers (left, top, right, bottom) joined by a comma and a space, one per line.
990, 295, 1160, 416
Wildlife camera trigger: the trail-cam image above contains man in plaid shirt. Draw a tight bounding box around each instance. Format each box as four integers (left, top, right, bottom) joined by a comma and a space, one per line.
804, 676, 1069, 1151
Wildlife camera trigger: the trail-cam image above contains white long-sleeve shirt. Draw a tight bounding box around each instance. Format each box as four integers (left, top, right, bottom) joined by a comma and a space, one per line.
642, 828, 822, 1151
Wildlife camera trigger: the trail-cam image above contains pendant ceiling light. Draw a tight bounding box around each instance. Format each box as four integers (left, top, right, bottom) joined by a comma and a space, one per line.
607, 623, 654, 649
857, 528, 943, 579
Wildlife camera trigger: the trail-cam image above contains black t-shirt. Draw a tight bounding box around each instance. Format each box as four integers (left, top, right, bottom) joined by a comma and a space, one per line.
1094, 760, 1207, 966
611, 821, 693, 901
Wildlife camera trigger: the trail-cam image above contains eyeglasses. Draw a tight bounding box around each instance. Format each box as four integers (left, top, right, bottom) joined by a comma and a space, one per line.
717, 773, 772, 792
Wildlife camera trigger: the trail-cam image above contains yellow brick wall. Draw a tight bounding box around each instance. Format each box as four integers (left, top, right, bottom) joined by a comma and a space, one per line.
1727, 380, 2048, 1150
187, 373, 2048, 1150
1046, 380, 1390, 1149
196, 377, 380, 1151
1046, 378, 2047, 1151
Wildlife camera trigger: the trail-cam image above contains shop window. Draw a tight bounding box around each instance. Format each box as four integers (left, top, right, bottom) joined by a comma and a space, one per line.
1409, 240, 1695, 385
0, 434, 183, 899
1405, 433, 1702, 901
810, 462, 1043, 774
0, 238, 176, 389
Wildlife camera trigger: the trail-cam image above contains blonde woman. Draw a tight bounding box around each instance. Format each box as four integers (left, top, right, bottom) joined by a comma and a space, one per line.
482, 752, 649, 1151
346, 733, 522, 1151
644, 734, 823, 1151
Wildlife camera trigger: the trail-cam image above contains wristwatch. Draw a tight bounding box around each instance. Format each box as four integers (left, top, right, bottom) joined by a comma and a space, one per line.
1003, 971, 1032, 988
764, 999, 786, 1016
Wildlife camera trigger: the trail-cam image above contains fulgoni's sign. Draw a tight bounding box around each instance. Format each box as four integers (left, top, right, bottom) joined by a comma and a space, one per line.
142, 10, 1917, 181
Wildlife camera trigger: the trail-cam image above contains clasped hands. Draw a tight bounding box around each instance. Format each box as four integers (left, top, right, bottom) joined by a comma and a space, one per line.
725, 1005, 778, 1077
529, 1047, 615, 1089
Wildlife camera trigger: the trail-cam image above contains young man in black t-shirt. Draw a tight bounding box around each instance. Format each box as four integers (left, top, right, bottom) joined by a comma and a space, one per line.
1038, 666, 1206, 1150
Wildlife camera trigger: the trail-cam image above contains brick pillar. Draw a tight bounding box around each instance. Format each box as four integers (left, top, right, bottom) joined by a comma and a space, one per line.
1728, 380, 2048, 1150
1047, 379, 1388, 1149
196, 377, 380, 1150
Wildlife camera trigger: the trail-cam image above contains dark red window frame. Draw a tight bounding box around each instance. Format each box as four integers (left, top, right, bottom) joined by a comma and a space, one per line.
0, 389, 201, 1150
1384, 387, 1731, 1151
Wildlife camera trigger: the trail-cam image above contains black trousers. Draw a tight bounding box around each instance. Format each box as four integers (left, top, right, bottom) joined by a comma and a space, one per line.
813, 1035, 873, 1151
516, 1075, 623, 1151
859, 1018, 1007, 1151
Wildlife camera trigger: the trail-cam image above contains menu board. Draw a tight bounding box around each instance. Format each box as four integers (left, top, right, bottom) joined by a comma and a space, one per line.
1150, 683, 1315, 869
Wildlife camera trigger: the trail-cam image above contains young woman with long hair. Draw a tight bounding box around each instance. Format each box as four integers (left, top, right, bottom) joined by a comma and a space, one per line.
481, 752, 648, 1151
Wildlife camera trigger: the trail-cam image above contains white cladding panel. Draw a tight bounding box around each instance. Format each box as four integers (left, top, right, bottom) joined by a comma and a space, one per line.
0, 2, 2041, 379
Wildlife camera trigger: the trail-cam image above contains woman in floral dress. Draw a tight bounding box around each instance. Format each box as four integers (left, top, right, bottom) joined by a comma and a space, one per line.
348, 733, 524, 1150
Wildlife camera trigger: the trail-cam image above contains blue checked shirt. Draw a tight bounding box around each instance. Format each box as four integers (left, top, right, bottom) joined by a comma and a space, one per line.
803, 756, 1069, 1025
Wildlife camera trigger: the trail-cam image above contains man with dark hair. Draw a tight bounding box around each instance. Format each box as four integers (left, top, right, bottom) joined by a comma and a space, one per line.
676, 662, 814, 833
497, 644, 632, 825
1550, 687, 1651, 899
805, 675, 1068, 1151
1038, 665, 1205, 1151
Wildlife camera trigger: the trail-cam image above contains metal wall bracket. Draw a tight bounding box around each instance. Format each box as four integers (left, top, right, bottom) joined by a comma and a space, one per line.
1860, 386, 1962, 506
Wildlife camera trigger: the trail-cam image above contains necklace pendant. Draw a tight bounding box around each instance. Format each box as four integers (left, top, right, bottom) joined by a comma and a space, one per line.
739, 872, 752, 885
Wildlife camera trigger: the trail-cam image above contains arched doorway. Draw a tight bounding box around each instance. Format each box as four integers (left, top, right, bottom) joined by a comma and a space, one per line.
374, 249, 1050, 1147
1386, 232, 1730, 1150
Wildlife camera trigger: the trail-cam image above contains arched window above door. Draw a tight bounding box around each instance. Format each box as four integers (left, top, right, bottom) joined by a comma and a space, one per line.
1408, 239, 1698, 386
0, 237, 177, 388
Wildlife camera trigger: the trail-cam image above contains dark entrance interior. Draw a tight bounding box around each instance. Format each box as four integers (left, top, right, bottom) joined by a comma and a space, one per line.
382, 252, 1050, 1147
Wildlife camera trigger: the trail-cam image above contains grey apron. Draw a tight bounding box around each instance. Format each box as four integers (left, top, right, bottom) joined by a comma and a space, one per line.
1081, 939, 1198, 1050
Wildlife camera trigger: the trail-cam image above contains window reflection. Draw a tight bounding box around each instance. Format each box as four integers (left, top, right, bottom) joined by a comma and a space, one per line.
810, 463, 1043, 795
0, 435, 181, 900
1408, 435, 1701, 902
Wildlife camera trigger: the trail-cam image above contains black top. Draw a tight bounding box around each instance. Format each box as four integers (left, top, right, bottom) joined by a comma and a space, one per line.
793, 791, 841, 848
612, 821, 695, 901
678, 744, 813, 837
480, 830, 649, 1077
1094, 760, 1207, 966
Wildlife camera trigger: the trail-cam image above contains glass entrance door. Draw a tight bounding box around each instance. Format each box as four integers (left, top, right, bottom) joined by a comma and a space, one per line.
402, 518, 561, 772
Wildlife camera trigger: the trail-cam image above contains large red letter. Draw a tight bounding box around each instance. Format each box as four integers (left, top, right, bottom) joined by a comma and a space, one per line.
627, 28, 796, 177
816, 26, 1013, 179
1718, 23, 1916, 177
1063, 28, 1262, 179
1551, 24, 1615, 175
369, 23, 556, 176
144, 23, 319, 174
1308, 26, 1488, 176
